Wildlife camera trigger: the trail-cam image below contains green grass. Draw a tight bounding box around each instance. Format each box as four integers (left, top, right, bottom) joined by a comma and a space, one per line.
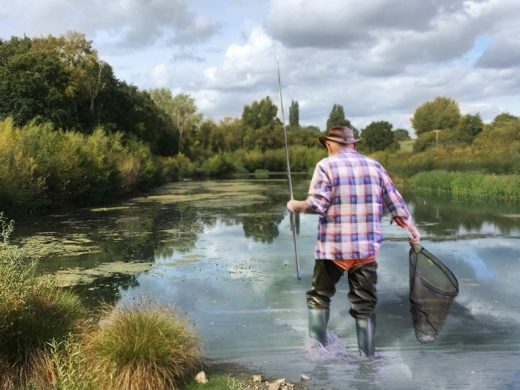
398, 140, 415, 153
411, 170, 520, 200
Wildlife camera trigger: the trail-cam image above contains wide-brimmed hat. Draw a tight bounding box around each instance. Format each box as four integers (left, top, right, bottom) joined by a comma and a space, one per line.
319, 126, 362, 147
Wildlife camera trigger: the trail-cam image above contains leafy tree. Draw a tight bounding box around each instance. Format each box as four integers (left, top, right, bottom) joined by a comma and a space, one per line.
288, 125, 321, 148
0, 37, 73, 128
149, 89, 201, 155
206, 117, 243, 153
361, 121, 396, 152
326, 104, 350, 130
32, 32, 109, 127
242, 96, 278, 129
492, 112, 518, 127
455, 113, 483, 143
289, 100, 299, 128
243, 122, 284, 152
393, 128, 411, 141
411, 96, 461, 135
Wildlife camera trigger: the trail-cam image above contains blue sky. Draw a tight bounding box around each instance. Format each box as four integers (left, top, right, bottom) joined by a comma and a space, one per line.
1, 0, 520, 133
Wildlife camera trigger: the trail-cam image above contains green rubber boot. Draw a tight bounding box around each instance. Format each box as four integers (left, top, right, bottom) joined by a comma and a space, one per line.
356, 317, 376, 358
308, 308, 330, 346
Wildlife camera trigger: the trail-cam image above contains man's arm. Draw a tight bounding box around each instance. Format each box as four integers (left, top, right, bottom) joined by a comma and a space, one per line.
381, 168, 421, 244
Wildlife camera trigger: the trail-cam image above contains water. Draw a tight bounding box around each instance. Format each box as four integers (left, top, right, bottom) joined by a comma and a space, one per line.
10, 179, 520, 389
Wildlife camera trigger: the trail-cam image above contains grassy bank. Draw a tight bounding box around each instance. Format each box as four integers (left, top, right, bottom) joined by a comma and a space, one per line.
410, 170, 520, 200
0, 214, 202, 389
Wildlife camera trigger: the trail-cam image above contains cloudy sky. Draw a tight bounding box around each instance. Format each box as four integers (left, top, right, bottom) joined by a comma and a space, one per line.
1, 0, 520, 134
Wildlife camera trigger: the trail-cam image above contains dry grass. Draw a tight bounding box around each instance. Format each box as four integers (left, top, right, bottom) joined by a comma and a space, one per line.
83, 302, 203, 390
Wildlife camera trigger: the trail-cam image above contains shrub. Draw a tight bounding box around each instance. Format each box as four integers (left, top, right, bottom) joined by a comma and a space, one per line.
160, 153, 196, 181
83, 302, 202, 390
0, 118, 164, 211
200, 153, 236, 178
0, 213, 86, 373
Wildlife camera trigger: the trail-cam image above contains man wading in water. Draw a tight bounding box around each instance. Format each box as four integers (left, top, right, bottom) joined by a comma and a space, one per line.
287, 126, 420, 358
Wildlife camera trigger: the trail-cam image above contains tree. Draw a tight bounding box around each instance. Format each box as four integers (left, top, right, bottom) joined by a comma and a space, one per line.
361, 121, 396, 152
0, 36, 73, 128
242, 96, 278, 129
243, 122, 284, 152
326, 104, 350, 130
149, 89, 201, 155
455, 113, 483, 143
289, 100, 299, 128
393, 128, 411, 141
411, 96, 461, 135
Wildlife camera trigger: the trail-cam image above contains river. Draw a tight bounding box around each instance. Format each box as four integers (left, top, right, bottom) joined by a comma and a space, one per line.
10, 178, 520, 390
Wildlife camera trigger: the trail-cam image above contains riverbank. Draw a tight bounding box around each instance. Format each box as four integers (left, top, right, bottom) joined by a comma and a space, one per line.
410, 170, 520, 200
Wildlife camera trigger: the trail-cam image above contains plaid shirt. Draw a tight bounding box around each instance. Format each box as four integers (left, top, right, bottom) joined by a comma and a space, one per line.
307, 149, 411, 260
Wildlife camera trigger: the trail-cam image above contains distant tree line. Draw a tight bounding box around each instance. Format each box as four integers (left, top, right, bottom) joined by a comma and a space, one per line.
1, 32, 519, 212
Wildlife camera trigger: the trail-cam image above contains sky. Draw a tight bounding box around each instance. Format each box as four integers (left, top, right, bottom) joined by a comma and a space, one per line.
1, 0, 520, 134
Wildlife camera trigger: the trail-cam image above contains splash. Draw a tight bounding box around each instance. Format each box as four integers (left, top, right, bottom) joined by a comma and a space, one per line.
304, 331, 350, 362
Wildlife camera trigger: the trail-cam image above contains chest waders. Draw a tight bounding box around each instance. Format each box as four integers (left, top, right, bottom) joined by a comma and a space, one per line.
409, 244, 459, 343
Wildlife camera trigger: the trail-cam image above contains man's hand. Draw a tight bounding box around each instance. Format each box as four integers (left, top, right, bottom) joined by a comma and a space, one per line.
287, 199, 308, 213
407, 224, 421, 245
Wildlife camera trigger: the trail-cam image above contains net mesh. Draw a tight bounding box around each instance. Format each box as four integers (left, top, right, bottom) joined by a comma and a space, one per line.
409, 244, 459, 343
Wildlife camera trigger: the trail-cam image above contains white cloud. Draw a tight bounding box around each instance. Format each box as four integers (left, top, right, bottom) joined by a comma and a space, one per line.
203, 27, 282, 90
0, 0, 219, 49
150, 64, 172, 87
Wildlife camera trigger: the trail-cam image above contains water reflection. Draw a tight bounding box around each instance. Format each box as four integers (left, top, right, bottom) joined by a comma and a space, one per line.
10, 180, 520, 389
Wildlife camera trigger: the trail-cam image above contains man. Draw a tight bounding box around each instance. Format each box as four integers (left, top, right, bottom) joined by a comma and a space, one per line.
287, 126, 420, 358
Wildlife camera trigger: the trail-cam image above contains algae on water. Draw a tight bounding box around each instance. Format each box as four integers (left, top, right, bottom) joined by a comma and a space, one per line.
55, 261, 153, 287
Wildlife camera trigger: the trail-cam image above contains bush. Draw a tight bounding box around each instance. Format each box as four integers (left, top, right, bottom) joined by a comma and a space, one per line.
0, 118, 163, 211
160, 153, 196, 181
200, 153, 236, 178
83, 302, 202, 390
0, 213, 86, 370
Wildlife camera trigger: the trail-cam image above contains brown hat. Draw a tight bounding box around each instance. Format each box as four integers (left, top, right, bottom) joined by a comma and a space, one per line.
319, 126, 362, 147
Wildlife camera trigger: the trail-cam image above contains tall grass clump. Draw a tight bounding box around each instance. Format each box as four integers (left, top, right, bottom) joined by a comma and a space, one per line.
411, 170, 520, 200
0, 213, 86, 387
84, 302, 202, 390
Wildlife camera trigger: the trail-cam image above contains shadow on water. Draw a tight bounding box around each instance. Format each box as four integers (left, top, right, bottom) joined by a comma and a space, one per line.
8, 179, 520, 389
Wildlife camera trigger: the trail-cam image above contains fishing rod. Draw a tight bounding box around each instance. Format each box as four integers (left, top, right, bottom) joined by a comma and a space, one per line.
277, 61, 301, 280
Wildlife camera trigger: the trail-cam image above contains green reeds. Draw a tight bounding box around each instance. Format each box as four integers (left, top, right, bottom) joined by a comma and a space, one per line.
411, 170, 520, 200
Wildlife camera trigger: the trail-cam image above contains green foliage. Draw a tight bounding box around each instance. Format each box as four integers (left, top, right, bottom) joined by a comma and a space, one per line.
0, 34, 175, 154
393, 128, 411, 141
0, 214, 86, 365
326, 104, 350, 130
242, 96, 278, 129
201, 154, 236, 178
160, 154, 196, 180
287, 125, 321, 148
243, 122, 285, 152
149, 89, 201, 156
456, 113, 483, 142
0, 118, 163, 211
411, 96, 461, 135
411, 170, 520, 200
289, 100, 299, 128
253, 169, 270, 179
360, 120, 397, 152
